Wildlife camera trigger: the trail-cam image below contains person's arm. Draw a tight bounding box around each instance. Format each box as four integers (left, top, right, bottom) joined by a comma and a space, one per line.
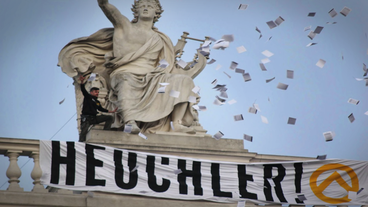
98, 106, 118, 113
97, 0, 131, 28
79, 76, 89, 97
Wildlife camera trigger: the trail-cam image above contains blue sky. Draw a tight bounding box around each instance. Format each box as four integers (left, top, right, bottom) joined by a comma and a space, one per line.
0, 0, 367, 191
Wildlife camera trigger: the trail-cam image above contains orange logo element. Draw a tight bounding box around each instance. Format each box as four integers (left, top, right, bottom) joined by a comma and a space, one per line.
310, 163, 359, 204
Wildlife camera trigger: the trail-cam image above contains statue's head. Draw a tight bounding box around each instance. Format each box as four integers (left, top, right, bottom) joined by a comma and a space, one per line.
131, 0, 163, 24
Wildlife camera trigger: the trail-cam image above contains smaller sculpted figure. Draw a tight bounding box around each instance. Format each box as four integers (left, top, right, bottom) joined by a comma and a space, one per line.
78, 75, 117, 142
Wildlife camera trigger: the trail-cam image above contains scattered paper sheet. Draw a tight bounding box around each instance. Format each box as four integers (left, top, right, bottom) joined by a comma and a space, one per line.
188, 96, 197, 103
316, 59, 326, 68
138, 132, 147, 140
317, 155, 327, 160
288, 117, 296, 125
277, 82, 289, 90
266, 77, 276, 83
275, 16, 285, 26
261, 58, 270, 64
358, 188, 365, 195
348, 113, 355, 123
174, 169, 182, 175
363, 63, 367, 76
262, 50, 274, 57
266, 21, 277, 29
216, 95, 226, 103
88, 73, 96, 82
222, 34, 234, 42
340, 6, 351, 17
213, 39, 230, 50
304, 25, 311, 31
308, 12, 316, 17
236, 46, 247, 53
260, 63, 267, 71
243, 73, 251, 82
177, 59, 187, 68
253, 103, 261, 112
243, 134, 253, 142
313, 26, 324, 34
215, 64, 222, 70
230, 61, 238, 70
261, 115, 269, 124
59, 98, 65, 105
207, 59, 216, 64
228, 99, 237, 105
158, 86, 167, 93
256, 27, 261, 34
213, 131, 224, 140
287, 70, 294, 79
214, 98, 225, 106
159, 59, 169, 68
298, 194, 307, 201
237, 201, 245, 207
198, 106, 207, 111
213, 84, 227, 91
365, 111, 368, 116
202, 40, 212, 48
234, 114, 244, 121
224, 72, 231, 79
308, 31, 316, 40
235, 68, 245, 74
329, 8, 338, 18
211, 79, 218, 85
220, 91, 228, 98
348, 98, 360, 105
306, 43, 317, 47
170, 90, 180, 98
248, 107, 258, 114
199, 50, 210, 57
323, 131, 335, 142
192, 86, 200, 94
159, 82, 169, 86
124, 124, 132, 133
87, 191, 94, 197
238, 4, 248, 10
131, 165, 139, 172
189, 62, 197, 68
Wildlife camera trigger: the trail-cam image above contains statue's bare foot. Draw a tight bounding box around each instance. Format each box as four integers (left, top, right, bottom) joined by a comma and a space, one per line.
126, 120, 141, 134
172, 120, 196, 134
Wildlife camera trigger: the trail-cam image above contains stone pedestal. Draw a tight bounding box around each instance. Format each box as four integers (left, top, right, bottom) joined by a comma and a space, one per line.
86, 129, 313, 163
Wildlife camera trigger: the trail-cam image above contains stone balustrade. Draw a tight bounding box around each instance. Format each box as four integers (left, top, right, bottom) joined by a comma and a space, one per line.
0, 136, 363, 207
0, 137, 46, 193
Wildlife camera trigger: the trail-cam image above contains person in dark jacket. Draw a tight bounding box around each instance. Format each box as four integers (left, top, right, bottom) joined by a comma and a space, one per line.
78, 75, 117, 142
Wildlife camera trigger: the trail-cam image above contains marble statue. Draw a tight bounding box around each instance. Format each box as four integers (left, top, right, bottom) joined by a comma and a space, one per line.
58, 0, 209, 135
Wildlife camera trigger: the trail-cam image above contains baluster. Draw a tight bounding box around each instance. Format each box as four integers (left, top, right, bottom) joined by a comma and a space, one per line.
5, 150, 23, 191
30, 152, 47, 193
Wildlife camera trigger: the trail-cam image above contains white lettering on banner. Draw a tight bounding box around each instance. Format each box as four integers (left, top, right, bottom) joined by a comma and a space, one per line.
39, 141, 368, 205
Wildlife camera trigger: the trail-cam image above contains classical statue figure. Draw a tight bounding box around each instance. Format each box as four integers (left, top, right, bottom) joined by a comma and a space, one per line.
58, 0, 209, 135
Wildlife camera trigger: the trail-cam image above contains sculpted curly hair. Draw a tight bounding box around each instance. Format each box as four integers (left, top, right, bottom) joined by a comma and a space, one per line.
131, 0, 164, 24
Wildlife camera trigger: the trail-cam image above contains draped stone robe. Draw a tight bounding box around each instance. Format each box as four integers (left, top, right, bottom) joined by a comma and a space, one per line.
58, 28, 200, 134
107, 31, 198, 133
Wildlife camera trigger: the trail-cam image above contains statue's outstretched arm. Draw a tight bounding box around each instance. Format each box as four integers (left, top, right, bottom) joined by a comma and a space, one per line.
98, 0, 130, 28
